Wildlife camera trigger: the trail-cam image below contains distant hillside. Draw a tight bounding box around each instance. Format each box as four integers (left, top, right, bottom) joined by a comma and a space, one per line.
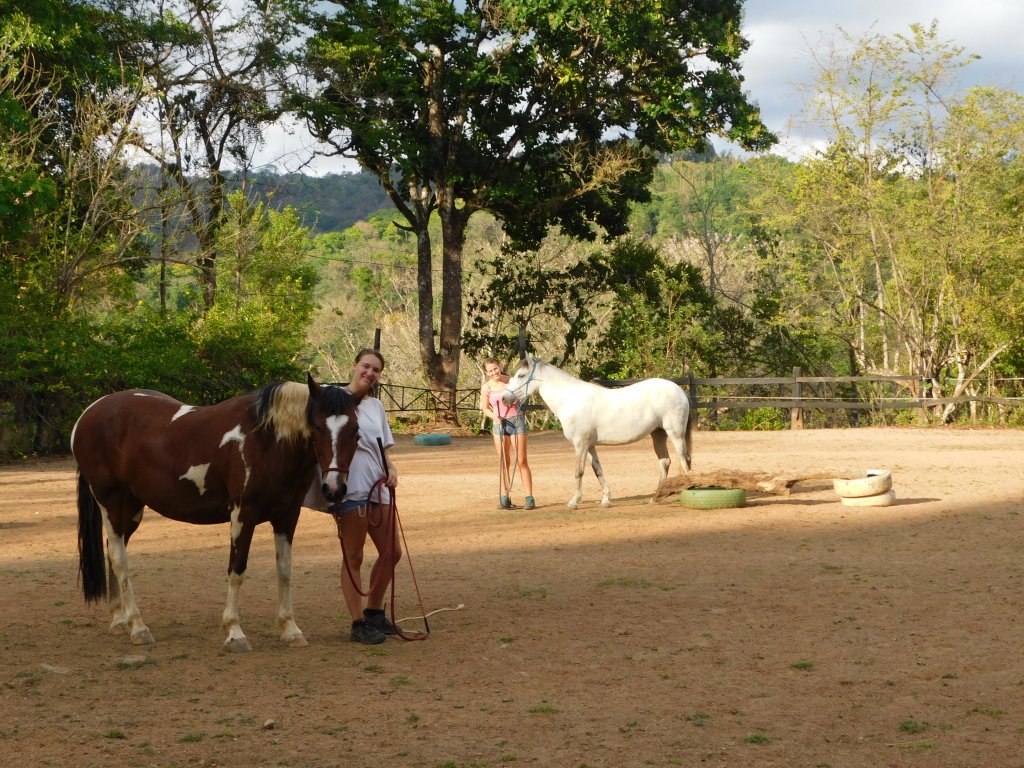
240, 170, 392, 232
133, 165, 393, 233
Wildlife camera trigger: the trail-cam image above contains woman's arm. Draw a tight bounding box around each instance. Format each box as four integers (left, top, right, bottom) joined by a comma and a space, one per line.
480, 385, 494, 421
383, 446, 398, 488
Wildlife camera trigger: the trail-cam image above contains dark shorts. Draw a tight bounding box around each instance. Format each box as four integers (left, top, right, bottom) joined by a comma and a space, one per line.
493, 414, 528, 436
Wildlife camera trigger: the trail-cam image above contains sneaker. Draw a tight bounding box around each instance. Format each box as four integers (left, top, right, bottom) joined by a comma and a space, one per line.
364, 608, 397, 636
497, 495, 512, 509
524, 496, 536, 510
350, 619, 386, 645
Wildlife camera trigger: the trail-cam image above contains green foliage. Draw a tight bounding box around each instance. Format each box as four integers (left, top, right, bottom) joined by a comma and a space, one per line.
299, 0, 774, 393
583, 238, 720, 379
463, 245, 611, 365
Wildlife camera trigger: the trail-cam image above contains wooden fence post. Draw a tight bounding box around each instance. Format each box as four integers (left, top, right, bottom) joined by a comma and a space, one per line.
790, 367, 804, 429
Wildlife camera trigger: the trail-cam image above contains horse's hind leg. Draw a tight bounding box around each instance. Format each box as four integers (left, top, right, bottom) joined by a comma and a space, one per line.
272, 521, 307, 648
589, 447, 612, 508
99, 496, 154, 645
651, 428, 671, 501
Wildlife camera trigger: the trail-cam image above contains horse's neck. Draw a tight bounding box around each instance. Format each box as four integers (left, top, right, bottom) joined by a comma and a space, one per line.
535, 364, 584, 412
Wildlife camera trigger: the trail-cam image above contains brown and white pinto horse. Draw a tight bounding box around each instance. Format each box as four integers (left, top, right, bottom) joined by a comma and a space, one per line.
73, 375, 358, 652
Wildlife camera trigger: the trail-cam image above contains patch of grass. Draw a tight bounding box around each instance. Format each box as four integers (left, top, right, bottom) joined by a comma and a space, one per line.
899, 719, 930, 734
363, 664, 384, 673
744, 733, 769, 744
790, 660, 814, 670
515, 587, 547, 599
500, 636, 515, 644
178, 732, 205, 743
390, 675, 411, 688
968, 706, 1005, 718
686, 712, 710, 727
104, 729, 127, 740
116, 658, 157, 670
896, 741, 934, 751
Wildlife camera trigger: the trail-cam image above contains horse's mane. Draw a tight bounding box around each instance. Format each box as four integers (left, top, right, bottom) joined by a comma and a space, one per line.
307, 384, 356, 424
254, 382, 312, 443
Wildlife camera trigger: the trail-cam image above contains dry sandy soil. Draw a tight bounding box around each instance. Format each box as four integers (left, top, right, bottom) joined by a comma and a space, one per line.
2, 427, 1024, 768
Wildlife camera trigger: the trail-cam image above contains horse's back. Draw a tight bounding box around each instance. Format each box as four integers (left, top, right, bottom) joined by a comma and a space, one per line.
583, 378, 689, 444
72, 389, 254, 519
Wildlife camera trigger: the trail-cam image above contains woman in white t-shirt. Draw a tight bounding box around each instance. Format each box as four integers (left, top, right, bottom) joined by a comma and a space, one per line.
334, 348, 401, 645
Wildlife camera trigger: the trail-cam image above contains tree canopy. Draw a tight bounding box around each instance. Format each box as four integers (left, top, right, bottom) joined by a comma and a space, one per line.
298, 0, 774, 409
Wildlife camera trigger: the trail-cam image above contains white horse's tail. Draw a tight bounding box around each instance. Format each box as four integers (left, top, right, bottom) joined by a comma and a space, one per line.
683, 394, 695, 470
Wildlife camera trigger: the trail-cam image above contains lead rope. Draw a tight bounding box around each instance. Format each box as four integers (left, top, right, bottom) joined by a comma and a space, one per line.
497, 419, 520, 506
333, 477, 430, 641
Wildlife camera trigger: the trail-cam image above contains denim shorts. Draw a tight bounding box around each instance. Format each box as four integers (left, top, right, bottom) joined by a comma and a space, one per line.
493, 414, 528, 436
330, 498, 368, 515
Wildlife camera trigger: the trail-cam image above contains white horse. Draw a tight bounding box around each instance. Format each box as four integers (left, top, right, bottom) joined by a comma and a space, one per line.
502, 355, 694, 509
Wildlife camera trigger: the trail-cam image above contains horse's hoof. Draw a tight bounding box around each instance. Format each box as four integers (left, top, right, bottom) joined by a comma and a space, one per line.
130, 628, 155, 645
224, 636, 253, 653
601, 500, 612, 508
282, 631, 308, 648
109, 621, 130, 636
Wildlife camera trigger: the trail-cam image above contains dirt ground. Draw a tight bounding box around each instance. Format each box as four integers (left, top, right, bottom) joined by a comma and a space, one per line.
3, 426, 1024, 768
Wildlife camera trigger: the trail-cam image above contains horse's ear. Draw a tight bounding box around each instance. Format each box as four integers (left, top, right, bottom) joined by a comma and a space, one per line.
307, 372, 321, 398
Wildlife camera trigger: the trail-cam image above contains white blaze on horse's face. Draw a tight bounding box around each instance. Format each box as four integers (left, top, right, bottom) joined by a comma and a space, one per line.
321, 414, 351, 498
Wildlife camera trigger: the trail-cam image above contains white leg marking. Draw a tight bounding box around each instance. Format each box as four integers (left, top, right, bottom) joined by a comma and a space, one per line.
274, 533, 306, 647
222, 571, 251, 652
229, 503, 243, 546
179, 463, 211, 496
98, 505, 153, 645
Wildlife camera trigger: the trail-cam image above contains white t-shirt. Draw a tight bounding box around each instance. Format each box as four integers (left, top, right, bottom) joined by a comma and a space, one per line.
303, 394, 394, 510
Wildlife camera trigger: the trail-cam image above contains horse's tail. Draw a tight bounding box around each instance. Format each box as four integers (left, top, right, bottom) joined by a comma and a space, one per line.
77, 471, 107, 603
683, 393, 695, 471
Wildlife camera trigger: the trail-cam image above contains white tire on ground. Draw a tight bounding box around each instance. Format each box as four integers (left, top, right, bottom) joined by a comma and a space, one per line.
679, 486, 747, 510
839, 489, 896, 507
833, 469, 892, 498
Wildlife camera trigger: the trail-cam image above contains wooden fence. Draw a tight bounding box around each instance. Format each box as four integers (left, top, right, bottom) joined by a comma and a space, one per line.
377, 368, 1024, 428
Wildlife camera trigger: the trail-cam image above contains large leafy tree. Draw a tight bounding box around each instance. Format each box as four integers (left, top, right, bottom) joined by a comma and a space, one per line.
778, 22, 1024, 420
298, 0, 774, 413
130, 0, 305, 309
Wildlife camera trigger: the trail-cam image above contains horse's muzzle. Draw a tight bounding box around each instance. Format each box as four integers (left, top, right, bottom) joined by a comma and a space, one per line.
321, 468, 348, 503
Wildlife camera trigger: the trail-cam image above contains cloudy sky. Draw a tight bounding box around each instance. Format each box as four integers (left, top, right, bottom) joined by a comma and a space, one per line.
257, 0, 1024, 174
728, 0, 1024, 158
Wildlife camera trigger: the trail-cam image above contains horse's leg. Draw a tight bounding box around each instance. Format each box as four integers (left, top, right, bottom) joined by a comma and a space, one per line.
589, 447, 613, 508
272, 520, 307, 648
651, 428, 671, 501
667, 428, 691, 473
569, 442, 589, 509
222, 514, 256, 652
99, 498, 154, 645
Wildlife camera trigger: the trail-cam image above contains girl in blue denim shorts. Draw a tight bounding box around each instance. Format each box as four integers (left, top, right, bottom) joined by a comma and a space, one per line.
480, 358, 535, 509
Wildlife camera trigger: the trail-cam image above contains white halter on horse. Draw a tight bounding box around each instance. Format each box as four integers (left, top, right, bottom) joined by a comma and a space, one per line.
502, 354, 694, 508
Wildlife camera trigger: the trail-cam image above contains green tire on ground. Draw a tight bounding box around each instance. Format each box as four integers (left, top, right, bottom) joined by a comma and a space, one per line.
679, 486, 747, 510
414, 433, 452, 446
